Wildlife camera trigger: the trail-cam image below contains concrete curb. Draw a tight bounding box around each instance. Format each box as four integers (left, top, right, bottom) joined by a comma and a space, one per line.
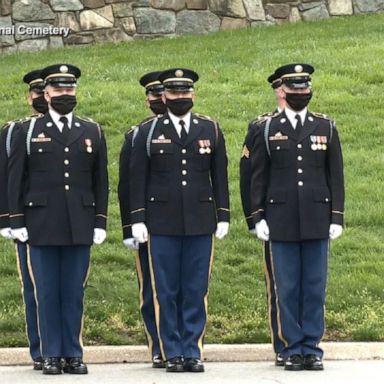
1, 342, 384, 365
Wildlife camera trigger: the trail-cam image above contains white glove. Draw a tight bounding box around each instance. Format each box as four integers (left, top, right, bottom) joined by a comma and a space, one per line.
329, 224, 343, 240
93, 228, 107, 245
255, 219, 270, 241
0, 227, 14, 240
215, 221, 229, 240
11, 227, 29, 242
123, 238, 139, 250
132, 222, 148, 243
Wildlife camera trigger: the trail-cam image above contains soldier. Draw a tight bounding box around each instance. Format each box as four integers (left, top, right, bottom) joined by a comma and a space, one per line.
0, 69, 48, 370
249, 63, 344, 371
239, 70, 286, 367
8, 64, 109, 375
129, 68, 230, 373
118, 71, 167, 368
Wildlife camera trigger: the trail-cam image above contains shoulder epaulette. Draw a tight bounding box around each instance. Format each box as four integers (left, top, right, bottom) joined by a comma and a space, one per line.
311, 112, 331, 121
194, 113, 215, 122
251, 111, 280, 125
125, 127, 135, 137
140, 116, 157, 127
77, 116, 96, 123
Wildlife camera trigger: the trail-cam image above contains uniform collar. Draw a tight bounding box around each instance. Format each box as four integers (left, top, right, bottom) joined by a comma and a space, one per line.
285, 106, 307, 129
49, 108, 73, 131
168, 110, 191, 136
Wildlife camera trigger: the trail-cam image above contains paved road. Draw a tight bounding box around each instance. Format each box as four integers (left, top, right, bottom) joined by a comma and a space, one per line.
1, 361, 383, 384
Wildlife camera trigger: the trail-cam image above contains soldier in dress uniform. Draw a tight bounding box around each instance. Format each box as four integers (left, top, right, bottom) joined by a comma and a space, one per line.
118, 71, 167, 368
8, 64, 109, 375
249, 63, 344, 371
239, 70, 286, 367
129, 68, 230, 373
0, 69, 48, 370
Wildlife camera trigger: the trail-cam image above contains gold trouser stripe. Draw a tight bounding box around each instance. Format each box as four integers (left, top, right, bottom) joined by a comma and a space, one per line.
262, 242, 275, 349
79, 254, 92, 351
15, 244, 32, 353
197, 235, 215, 359
26, 245, 43, 357
147, 235, 166, 360
318, 240, 330, 348
269, 242, 288, 347
134, 249, 153, 357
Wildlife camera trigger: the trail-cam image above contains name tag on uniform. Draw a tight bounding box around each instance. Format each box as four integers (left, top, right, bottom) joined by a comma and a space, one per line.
31, 137, 52, 142
269, 135, 288, 141
152, 139, 172, 144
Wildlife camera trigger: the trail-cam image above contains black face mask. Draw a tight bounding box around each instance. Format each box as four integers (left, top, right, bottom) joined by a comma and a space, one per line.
285, 91, 312, 111
165, 98, 193, 116
50, 95, 77, 115
32, 95, 48, 114
149, 99, 167, 115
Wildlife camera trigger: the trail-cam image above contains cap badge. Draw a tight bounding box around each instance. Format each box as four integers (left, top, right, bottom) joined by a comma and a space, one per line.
60, 65, 69, 73
175, 69, 184, 78
294, 65, 303, 73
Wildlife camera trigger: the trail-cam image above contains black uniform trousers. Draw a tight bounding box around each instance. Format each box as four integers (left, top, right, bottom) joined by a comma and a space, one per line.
134, 243, 161, 357
269, 239, 328, 358
15, 242, 41, 360
28, 245, 90, 358
148, 234, 214, 360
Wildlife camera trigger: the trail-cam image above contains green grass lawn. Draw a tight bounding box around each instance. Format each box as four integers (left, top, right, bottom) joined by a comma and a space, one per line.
1, 13, 384, 347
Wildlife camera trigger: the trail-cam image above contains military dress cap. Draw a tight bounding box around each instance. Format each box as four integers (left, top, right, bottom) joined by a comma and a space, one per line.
159, 68, 199, 92
267, 71, 282, 89
41, 64, 81, 88
274, 63, 314, 89
23, 69, 45, 93
139, 71, 164, 95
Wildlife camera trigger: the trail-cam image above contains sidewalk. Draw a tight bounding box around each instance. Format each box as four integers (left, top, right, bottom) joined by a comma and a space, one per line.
1, 342, 383, 365
1, 361, 384, 384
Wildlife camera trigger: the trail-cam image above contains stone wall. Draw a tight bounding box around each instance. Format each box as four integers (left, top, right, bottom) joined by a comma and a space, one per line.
1, 0, 383, 53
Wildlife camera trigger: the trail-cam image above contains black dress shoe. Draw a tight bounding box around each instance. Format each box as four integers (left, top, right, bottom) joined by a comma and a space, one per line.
63, 357, 88, 374
43, 357, 62, 375
33, 357, 43, 370
304, 354, 324, 370
152, 353, 166, 368
284, 354, 304, 371
166, 357, 184, 372
275, 353, 284, 367
184, 358, 205, 372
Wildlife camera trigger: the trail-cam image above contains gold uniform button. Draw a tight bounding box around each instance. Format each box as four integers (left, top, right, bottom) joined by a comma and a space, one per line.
29, 202, 33, 206
270, 199, 274, 203
276, 146, 280, 150
182, 170, 187, 175
182, 181, 187, 186
159, 149, 164, 154
182, 149, 187, 154
38, 148, 43, 153
150, 197, 155, 201
297, 144, 302, 149
65, 185, 70, 190
64, 147, 69, 152
298, 181, 303, 186
325, 198, 329, 202
64, 173, 69, 178
209, 197, 212, 201
182, 159, 187, 165
298, 169, 303, 174
64, 160, 69, 165
298, 156, 303, 161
